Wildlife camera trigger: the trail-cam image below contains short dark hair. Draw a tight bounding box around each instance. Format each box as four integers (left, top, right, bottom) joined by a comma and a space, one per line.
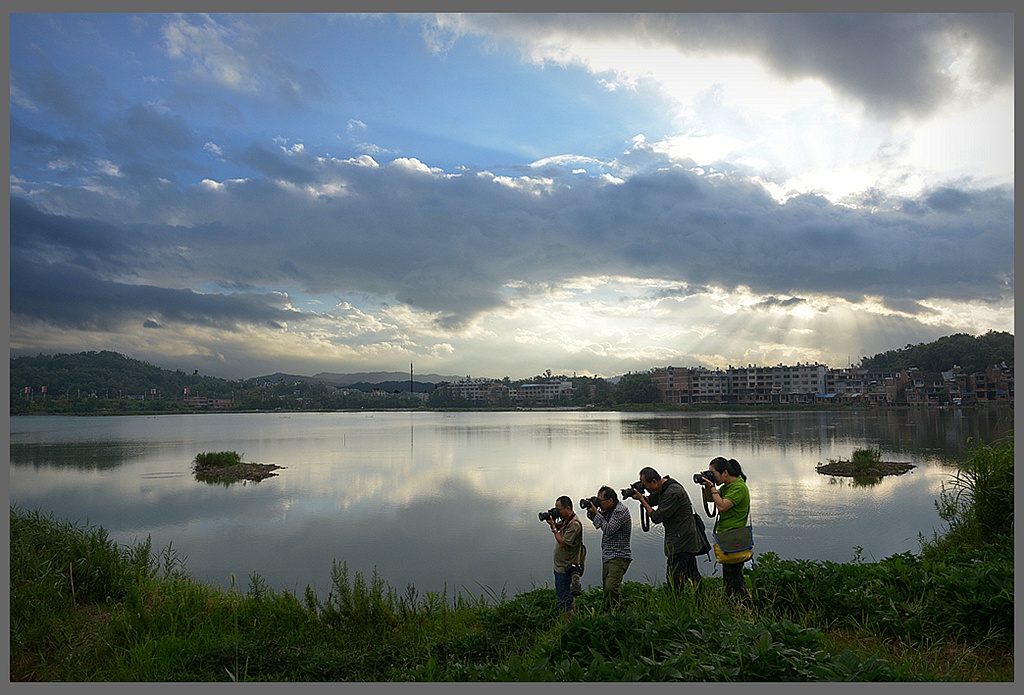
556, 495, 573, 510
639, 467, 660, 483
598, 485, 618, 503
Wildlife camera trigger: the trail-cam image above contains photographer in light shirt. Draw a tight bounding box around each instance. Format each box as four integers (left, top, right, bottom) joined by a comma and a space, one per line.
546, 496, 582, 621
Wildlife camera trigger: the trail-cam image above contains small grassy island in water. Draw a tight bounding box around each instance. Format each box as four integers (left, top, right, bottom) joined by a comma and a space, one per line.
816, 447, 915, 478
192, 450, 284, 483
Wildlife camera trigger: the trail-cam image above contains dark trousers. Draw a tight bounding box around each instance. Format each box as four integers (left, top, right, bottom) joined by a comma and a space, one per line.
666, 548, 702, 590
722, 561, 748, 597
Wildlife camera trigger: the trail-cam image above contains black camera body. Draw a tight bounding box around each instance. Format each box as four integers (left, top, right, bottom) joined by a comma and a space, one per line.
538, 507, 559, 522
620, 481, 644, 499
579, 496, 600, 509
566, 562, 583, 576
693, 470, 715, 485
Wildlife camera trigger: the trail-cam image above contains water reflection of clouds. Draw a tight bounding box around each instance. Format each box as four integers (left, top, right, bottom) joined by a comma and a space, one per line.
9, 410, 1004, 595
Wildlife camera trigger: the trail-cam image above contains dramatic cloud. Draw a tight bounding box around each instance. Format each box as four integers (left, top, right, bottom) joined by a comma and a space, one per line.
8, 13, 1013, 379
429, 13, 1014, 119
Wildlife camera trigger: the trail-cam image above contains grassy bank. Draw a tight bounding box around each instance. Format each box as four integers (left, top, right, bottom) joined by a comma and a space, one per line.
10, 436, 1013, 681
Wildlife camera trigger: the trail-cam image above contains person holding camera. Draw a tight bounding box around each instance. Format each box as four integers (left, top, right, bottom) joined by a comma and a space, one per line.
545, 496, 583, 621
583, 486, 632, 611
629, 467, 705, 591
698, 457, 751, 598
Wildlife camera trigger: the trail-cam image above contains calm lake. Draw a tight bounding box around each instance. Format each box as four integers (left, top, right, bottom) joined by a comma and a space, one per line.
8, 408, 1013, 600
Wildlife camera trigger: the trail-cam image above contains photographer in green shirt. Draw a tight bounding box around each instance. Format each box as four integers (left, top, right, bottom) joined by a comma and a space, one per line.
699, 457, 751, 598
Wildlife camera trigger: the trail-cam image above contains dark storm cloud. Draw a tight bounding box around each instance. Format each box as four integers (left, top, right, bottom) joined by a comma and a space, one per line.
10, 198, 312, 331
103, 104, 196, 156
10, 197, 139, 272
9, 156, 1014, 332
757, 297, 808, 310
9, 118, 93, 168
11, 51, 95, 120
95, 104, 202, 182
235, 144, 320, 185
923, 187, 977, 214
879, 298, 937, 317
452, 13, 1013, 119
9, 258, 308, 333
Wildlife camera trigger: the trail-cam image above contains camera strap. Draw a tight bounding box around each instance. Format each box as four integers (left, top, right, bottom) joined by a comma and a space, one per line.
702, 485, 717, 518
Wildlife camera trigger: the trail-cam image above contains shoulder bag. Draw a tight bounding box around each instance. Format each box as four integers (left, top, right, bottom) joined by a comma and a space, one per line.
712, 503, 753, 565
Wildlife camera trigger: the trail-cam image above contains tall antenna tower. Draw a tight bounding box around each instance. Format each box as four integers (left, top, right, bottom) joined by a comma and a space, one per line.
410, 362, 414, 394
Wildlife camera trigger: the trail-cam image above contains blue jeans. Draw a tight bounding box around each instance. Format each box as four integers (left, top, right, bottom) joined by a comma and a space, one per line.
554, 570, 574, 612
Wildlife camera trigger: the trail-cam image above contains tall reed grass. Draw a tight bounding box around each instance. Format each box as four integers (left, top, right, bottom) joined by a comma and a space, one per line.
931, 432, 1014, 549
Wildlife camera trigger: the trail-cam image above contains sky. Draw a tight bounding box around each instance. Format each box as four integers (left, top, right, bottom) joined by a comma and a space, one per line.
7, 12, 1015, 381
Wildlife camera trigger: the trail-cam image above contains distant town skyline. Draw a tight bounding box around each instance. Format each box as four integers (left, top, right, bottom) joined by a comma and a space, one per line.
9, 13, 1014, 381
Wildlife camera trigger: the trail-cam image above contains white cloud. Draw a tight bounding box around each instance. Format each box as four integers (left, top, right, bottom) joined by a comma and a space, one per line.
389, 157, 444, 175
162, 14, 260, 94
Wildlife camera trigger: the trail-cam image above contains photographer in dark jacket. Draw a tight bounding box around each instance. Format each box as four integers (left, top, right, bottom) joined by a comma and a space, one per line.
628, 466, 704, 591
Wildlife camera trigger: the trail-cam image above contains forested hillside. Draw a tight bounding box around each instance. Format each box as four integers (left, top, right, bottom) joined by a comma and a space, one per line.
859, 331, 1013, 373
10, 350, 237, 400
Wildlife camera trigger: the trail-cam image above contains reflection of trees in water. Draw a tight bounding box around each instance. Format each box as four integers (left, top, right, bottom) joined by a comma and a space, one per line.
826, 475, 883, 488
8, 441, 145, 471
620, 408, 1014, 462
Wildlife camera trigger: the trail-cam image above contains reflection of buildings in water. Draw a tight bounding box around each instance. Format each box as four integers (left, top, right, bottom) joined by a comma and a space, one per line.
618, 409, 1012, 461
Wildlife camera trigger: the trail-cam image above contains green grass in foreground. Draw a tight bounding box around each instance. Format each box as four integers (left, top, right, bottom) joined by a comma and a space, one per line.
10, 435, 1013, 682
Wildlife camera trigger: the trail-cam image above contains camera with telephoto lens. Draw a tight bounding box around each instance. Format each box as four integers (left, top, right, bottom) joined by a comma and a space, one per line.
538, 507, 559, 522
566, 562, 583, 576
620, 481, 644, 499
579, 496, 600, 510
693, 470, 715, 485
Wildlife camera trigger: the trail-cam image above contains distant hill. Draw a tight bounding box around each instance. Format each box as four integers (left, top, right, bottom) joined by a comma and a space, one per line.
254, 371, 465, 387
860, 331, 1013, 374
9, 350, 237, 398
345, 381, 438, 394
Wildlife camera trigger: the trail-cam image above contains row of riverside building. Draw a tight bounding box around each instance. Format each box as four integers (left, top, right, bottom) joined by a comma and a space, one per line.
650, 362, 1014, 406
437, 362, 1013, 407
436, 378, 576, 404
436, 364, 1011, 407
